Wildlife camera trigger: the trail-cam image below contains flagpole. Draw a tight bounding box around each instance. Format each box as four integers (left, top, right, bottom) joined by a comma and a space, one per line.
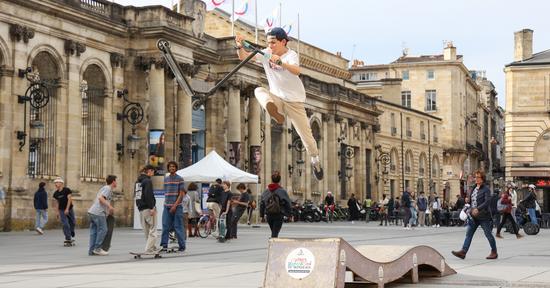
279, 2, 282, 27
232, 0, 235, 36
254, 0, 258, 43
297, 13, 300, 60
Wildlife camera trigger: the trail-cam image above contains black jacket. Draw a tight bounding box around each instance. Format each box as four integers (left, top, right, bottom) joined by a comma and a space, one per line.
469, 183, 492, 220
523, 191, 537, 209
136, 174, 155, 211
33, 188, 48, 210
206, 184, 223, 204
260, 184, 291, 217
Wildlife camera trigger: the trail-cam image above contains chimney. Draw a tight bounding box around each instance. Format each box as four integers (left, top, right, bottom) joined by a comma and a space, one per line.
443, 41, 456, 61
514, 29, 533, 61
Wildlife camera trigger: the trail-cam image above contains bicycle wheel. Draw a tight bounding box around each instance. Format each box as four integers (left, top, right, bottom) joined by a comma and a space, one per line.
197, 218, 210, 238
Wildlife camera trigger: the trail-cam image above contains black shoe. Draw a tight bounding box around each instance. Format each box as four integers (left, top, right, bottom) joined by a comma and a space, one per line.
312, 161, 324, 181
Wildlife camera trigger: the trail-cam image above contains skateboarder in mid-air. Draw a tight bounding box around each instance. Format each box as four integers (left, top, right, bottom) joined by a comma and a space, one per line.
235, 27, 324, 181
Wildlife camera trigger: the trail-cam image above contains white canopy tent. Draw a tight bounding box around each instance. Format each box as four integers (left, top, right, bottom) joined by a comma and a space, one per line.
176, 150, 259, 183
133, 150, 259, 230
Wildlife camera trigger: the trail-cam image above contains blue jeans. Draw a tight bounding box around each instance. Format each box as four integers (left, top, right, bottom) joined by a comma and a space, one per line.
527, 208, 538, 225
59, 209, 75, 241
35, 209, 48, 229
462, 218, 497, 253
88, 213, 107, 255
161, 206, 186, 249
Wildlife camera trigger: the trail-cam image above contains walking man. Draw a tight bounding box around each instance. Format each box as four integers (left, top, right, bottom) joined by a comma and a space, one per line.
235, 28, 324, 180
452, 170, 498, 260
260, 171, 291, 238
161, 161, 186, 252
87, 175, 116, 256
33, 182, 48, 235
417, 192, 428, 227
135, 165, 159, 253
52, 177, 76, 245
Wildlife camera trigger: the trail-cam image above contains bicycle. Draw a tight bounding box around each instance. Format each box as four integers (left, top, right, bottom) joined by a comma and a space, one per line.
197, 209, 217, 238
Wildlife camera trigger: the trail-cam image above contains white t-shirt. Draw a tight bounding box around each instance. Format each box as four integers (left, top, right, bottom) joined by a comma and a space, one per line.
259, 48, 306, 102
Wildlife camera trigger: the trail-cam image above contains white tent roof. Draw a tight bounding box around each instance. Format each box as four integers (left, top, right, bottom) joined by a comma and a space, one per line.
176, 151, 259, 183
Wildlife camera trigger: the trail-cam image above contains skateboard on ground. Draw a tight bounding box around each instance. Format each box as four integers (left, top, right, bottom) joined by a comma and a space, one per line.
63, 239, 75, 247
130, 250, 162, 259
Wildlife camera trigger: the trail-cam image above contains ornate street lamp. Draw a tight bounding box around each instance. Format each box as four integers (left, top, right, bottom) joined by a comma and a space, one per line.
116, 89, 144, 159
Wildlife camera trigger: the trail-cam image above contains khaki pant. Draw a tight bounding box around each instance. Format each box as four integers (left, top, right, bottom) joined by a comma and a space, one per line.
418, 211, 426, 226
140, 209, 159, 252
254, 87, 319, 157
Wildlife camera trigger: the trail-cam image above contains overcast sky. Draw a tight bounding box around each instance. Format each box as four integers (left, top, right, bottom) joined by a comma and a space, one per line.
115, 0, 550, 108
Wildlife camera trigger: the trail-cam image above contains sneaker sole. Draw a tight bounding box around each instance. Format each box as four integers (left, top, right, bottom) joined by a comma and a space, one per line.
266, 102, 284, 124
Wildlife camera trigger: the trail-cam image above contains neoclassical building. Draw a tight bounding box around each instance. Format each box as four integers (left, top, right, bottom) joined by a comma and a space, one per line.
0, 0, 380, 230
351, 78, 444, 200
504, 29, 550, 212
350, 44, 500, 199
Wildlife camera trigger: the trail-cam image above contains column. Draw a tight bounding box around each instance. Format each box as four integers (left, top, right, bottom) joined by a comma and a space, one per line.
227, 82, 241, 167
177, 86, 192, 168
148, 61, 166, 191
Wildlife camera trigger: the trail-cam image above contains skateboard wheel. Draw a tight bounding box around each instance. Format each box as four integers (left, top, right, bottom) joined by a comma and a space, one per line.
134, 255, 138, 259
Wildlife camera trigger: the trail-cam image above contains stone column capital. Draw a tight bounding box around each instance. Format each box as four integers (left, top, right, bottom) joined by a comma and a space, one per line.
110, 52, 125, 68
64, 39, 86, 56
321, 113, 331, 122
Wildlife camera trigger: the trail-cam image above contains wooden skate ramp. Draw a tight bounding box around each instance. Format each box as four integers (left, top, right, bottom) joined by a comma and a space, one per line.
263, 238, 455, 288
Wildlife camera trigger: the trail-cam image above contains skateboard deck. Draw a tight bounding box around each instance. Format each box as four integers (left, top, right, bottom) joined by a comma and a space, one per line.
218, 214, 227, 242
130, 251, 162, 259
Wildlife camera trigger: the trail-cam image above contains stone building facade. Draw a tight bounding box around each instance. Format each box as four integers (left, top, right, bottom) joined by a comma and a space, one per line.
351, 43, 499, 199
504, 29, 550, 212
0, 0, 380, 230
352, 78, 444, 200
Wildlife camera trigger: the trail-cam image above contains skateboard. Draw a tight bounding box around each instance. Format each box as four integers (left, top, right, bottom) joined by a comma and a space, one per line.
63, 239, 75, 247
101, 215, 115, 251
218, 213, 227, 243
130, 251, 162, 259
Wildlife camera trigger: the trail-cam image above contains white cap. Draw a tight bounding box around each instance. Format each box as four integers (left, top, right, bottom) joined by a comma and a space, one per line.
53, 177, 64, 184
528, 184, 536, 189
327, 191, 332, 195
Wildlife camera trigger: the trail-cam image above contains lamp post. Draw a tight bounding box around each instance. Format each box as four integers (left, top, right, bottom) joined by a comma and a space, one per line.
116, 89, 144, 159
375, 144, 391, 184
16, 67, 50, 151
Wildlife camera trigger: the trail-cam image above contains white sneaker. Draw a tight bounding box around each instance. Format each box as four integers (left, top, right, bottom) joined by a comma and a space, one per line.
36, 227, 44, 235
93, 248, 109, 256
436, 224, 440, 228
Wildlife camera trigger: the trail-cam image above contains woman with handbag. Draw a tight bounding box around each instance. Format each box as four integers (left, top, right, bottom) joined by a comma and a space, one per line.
496, 189, 523, 239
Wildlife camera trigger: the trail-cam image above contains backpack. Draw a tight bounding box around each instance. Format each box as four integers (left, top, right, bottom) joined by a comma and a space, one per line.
266, 191, 281, 215
496, 198, 509, 213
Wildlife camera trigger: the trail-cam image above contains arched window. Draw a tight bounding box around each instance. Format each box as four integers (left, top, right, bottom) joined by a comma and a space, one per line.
432, 155, 440, 178
534, 131, 550, 164
81, 64, 106, 181
28, 51, 59, 178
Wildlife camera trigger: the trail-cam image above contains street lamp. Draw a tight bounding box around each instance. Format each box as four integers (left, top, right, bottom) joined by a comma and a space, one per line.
16, 67, 50, 151
375, 145, 391, 184
116, 89, 144, 159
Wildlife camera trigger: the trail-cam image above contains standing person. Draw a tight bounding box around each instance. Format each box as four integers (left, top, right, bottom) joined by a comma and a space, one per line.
508, 182, 519, 224
347, 194, 360, 223
417, 192, 428, 227
452, 170, 498, 260
229, 183, 250, 239
206, 178, 223, 234
455, 194, 465, 211
220, 180, 233, 239
186, 182, 200, 237
363, 197, 372, 223
135, 165, 159, 253
431, 194, 442, 228
33, 182, 48, 235
235, 28, 323, 181
379, 194, 389, 226
180, 189, 191, 239
408, 192, 417, 229
402, 189, 412, 228
496, 189, 523, 239
52, 177, 76, 246
87, 175, 116, 256
161, 161, 186, 252
260, 171, 291, 238
522, 184, 538, 225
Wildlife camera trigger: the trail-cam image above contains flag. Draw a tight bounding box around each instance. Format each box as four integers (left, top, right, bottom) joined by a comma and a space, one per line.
206, 0, 226, 11
263, 6, 279, 32
232, 0, 249, 22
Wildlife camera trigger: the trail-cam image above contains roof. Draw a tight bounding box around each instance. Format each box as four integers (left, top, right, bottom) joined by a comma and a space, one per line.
392, 54, 463, 64
506, 49, 550, 67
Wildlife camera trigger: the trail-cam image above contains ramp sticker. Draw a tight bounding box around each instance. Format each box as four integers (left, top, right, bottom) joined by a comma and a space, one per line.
286, 248, 315, 279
